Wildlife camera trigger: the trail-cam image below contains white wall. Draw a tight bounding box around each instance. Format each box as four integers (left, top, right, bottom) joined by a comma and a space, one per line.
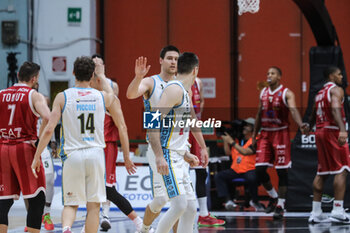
33, 0, 97, 97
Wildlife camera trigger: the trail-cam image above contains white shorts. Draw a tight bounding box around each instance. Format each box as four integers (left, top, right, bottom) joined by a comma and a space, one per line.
62, 147, 106, 205
146, 145, 195, 200
41, 147, 54, 175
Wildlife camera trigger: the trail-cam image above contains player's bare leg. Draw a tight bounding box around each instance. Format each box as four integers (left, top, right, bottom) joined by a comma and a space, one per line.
334, 170, 347, 201
141, 205, 160, 231
85, 202, 100, 233
62, 205, 78, 232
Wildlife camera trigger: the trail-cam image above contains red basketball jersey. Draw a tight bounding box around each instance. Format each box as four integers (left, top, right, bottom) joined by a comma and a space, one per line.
260, 85, 289, 130
0, 84, 39, 143
191, 79, 201, 119
315, 82, 345, 129
104, 113, 119, 142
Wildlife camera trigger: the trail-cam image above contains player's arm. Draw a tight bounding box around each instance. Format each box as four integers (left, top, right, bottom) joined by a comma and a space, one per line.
148, 85, 183, 175
31, 92, 64, 178
285, 89, 303, 127
190, 102, 209, 167
307, 103, 316, 133
330, 86, 347, 145
32, 91, 51, 137
93, 57, 113, 94
112, 81, 119, 97
197, 78, 205, 115
252, 100, 262, 145
126, 57, 152, 99
221, 132, 255, 155
104, 93, 136, 175
286, 89, 309, 133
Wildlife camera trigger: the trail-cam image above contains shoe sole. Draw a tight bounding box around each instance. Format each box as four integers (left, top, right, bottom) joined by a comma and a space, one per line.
265, 208, 276, 214
273, 214, 283, 220
308, 218, 331, 224
198, 222, 226, 226
100, 221, 111, 231
330, 217, 350, 225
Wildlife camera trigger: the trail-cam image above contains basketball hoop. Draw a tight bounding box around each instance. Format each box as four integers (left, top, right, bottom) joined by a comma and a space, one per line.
237, 0, 260, 15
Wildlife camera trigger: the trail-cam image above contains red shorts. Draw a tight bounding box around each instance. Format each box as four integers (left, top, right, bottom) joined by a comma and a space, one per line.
315, 128, 350, 175
189, 132, 202, 162
256, 129, 291, 169
0, 143, 46, 199
104, 142, 118, 187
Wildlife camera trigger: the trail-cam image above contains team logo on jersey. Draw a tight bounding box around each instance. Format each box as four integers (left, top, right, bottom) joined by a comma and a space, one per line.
77, 91, 92, 96
143, 110, 161, 129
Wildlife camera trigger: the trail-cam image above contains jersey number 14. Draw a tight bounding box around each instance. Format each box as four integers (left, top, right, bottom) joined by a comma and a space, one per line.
77, 113, 95, 134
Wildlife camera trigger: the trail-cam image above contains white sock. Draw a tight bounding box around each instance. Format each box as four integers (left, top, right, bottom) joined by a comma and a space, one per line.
312, 201, 322, 214
44, 205, 51, 215
141, 224, 151, 233
333, 200, 344, 213
102, 201, 110, 217
267, 188, 278, 198
198, 197, 209, 217
62, 226, 71, 233
132, 216, 143, 230
277, 198, 285, 209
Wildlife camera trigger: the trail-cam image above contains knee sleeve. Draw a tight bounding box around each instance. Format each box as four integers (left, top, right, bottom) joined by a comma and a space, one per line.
106, 186, 133, 216
149, 196, 168, 213
186, 199, 197, 214
277, 169, 288, 187
0, 199, 14, 225
255, 166, 270, 184
27, 191, 45, 229
195, 168, 208, 198
178, 199, 197, 233
45, 172, 55, 204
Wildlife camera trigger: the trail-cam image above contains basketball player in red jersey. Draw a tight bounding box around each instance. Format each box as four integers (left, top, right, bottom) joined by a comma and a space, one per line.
252, 66, 308, 219
189, 77, 225, 226
0, 62, 50, 233
308, 66, 350, 224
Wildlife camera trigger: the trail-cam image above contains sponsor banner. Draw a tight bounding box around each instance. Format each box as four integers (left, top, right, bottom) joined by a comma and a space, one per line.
115, 166, 157, 208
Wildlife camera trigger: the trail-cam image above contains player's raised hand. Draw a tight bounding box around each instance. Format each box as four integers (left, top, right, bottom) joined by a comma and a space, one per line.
124, 157, 137, 175
93, 57, 105, 77
184, 152, 200, 167
156, 156, 169, 175
135, 57, 151, 79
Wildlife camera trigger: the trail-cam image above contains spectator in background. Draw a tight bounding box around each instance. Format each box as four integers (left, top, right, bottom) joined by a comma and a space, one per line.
215, 118, 265, 211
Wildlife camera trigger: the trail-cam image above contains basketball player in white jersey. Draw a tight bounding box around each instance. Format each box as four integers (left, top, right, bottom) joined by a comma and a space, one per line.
148, 52, 204, 233
31, 56, 130, 233
127, 46, 209, 233
127, 45, 180, 233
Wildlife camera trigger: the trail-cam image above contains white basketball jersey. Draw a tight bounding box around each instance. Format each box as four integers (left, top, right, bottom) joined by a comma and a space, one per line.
160, 80, 191, 152
60, 87, 105, 158
143, 75, 168, 111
